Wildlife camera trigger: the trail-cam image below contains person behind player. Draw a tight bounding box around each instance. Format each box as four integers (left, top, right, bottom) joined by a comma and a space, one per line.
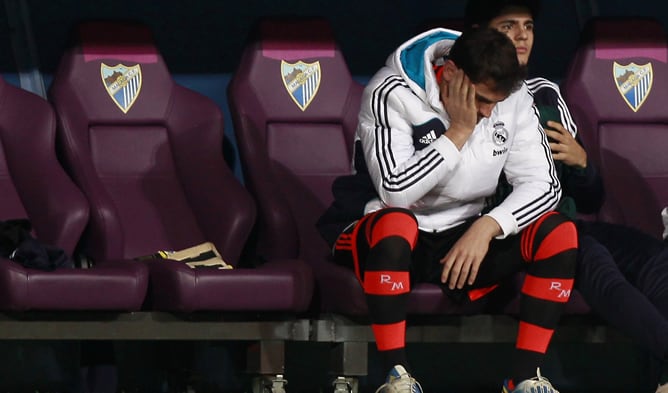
465, 1, 668, 391
317, 27, 577, 393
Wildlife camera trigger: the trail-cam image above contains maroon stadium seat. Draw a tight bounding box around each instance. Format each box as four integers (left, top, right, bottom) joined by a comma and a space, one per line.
562, 17, 668, 238
0, 75, 148, 312
47, 21, 314, 389
48, 20, 313, 314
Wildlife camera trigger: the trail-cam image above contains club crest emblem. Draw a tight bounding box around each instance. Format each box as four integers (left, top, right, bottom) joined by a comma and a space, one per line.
492, 121, 508, 146
281, 60, 321, 111
613, 62, 653, 112
101, 63, 142, 113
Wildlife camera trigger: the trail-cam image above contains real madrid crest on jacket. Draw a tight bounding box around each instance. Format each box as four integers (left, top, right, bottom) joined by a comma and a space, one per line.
318, 28, 561, 246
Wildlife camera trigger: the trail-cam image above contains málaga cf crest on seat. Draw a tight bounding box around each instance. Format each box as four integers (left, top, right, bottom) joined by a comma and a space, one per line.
613, 62, 653, 112
101, 63, 142, 113
281, 60, 321, 111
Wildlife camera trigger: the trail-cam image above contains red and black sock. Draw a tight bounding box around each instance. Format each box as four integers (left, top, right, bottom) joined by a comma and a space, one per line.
512, 212, 577, 383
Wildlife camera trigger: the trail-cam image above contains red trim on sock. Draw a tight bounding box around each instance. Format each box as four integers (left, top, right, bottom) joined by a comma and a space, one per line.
516, 321, 554, 354
533, 221, 578, 261
348, 213, 376, 283
520, 211, 557, 261
369, 212, 418, 249
364, 271, 410, 295
373, 321, 406, 351
521, 213, 543, 261
521, 275, 574, 303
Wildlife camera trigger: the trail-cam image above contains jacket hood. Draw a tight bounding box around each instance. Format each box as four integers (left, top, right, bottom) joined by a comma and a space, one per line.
386, 28, 461, 105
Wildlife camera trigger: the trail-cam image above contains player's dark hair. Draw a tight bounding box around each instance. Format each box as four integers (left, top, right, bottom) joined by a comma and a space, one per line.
448, 28, 526, 96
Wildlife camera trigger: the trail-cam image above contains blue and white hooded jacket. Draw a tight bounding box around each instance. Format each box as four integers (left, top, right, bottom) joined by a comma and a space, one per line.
317, 28, 561, 245
353, 28, 561, 238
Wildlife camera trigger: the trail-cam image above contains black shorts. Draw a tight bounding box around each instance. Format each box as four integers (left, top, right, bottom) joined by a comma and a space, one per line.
333, 216, 525, 302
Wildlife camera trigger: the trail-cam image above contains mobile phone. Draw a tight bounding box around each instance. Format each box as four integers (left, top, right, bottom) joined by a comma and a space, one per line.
538, 105, 560, 129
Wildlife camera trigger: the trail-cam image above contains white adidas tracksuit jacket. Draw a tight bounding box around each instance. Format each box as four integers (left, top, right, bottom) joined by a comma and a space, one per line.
356, 28, 561, 238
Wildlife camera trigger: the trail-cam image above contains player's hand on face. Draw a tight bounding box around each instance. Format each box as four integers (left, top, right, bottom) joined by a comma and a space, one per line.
545, 120, 588, 168
440, 69, 478, 148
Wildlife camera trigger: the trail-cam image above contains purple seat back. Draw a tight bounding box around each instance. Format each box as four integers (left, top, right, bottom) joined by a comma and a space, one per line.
228, 18, 363, 263
49, 21, 255, 264
0, 77, 88, 254
0, 76, 149, 312
562, 18, 668, 238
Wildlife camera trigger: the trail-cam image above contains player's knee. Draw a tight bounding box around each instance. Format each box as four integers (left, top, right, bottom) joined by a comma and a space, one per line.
539, 212, 578, 247
369, 208, 419, 248
524, 212, 578, 262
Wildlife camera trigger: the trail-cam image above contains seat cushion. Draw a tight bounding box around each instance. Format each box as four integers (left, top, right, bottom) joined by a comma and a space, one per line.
0, 260, 149, 311
146, 259, 314, 312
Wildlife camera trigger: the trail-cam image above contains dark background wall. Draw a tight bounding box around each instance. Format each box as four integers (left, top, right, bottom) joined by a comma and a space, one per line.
0, 0, 634, 80
2, 0, 668, 177
3, 1, 668, 79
